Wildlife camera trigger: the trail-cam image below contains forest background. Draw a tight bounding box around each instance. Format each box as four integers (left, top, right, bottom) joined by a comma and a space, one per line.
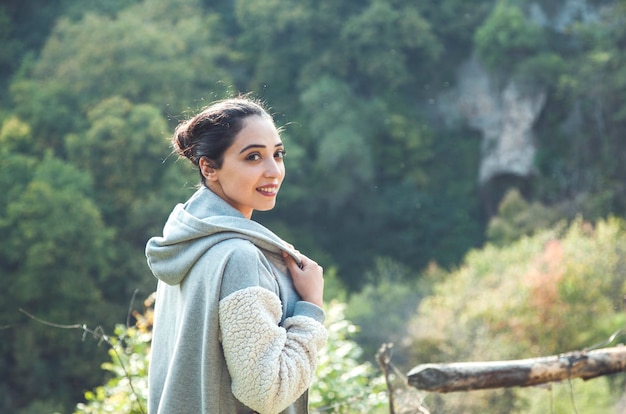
2, 0, 626, 412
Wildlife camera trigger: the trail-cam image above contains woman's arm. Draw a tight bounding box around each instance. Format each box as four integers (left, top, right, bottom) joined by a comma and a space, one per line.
217, 241, 327, 414
219, 286, 326, 413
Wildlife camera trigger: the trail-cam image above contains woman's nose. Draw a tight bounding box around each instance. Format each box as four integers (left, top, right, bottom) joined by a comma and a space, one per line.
264, 159, 283, 177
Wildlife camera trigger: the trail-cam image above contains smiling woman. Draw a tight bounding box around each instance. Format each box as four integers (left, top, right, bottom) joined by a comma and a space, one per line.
199, 115, 286, 219
145, 96, 327, 414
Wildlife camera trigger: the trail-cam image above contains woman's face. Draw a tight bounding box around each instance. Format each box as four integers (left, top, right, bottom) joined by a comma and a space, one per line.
204, 115, 285, 219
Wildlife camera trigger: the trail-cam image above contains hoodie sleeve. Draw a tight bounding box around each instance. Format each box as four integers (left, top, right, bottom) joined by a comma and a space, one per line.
217, 242, 327, 414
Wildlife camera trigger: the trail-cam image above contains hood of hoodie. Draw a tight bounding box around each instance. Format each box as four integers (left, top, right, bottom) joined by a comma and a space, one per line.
146, 187, 299, 286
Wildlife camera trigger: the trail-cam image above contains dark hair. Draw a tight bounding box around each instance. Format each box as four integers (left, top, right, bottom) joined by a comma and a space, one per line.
172, 96, 273, 183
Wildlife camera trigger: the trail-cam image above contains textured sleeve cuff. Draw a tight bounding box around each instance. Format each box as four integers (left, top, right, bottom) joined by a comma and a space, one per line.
293, 301, 326, 324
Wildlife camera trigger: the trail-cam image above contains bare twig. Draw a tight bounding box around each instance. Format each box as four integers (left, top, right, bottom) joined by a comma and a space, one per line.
126, 288, 140, 328
19, 308, 146, 414
386, 361, 430, 414
377, 342, 396, 414
584, 329, 626, 352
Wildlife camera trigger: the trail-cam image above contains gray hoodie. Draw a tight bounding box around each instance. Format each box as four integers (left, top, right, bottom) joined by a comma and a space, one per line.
146, 187, 327, 414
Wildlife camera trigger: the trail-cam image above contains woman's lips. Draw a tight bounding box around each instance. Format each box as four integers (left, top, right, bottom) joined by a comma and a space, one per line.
256, 185, 279, 196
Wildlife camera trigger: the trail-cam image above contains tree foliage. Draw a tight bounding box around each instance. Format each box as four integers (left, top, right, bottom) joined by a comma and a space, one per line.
475, 1, 546, 72
9, 0, 233, 154
345, 257, 427, 368
65, 97, 170, 223
73, 325, 150, 414
405, 217, 626, 412
72, 301, 388, 414
486, 188, 561, 245
2, 0, 626, 411
0, 152, 118, 412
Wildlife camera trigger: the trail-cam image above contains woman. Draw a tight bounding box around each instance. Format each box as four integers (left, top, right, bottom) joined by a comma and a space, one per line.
146, 96, 327, 414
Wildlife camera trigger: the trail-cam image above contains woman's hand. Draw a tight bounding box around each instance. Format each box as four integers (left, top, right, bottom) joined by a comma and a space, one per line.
282, 250, 324, 308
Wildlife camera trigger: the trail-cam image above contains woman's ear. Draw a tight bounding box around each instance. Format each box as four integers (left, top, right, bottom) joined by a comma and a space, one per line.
199, 157, 218, 181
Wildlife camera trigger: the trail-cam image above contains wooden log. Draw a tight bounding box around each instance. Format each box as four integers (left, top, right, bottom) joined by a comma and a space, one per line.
407, 346, 626, 393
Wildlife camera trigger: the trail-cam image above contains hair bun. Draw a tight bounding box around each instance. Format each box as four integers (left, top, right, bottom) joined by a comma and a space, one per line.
172, 121, 195, 162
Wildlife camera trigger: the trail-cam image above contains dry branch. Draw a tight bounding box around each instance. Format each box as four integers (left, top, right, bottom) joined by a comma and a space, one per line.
408, 345, 626, 393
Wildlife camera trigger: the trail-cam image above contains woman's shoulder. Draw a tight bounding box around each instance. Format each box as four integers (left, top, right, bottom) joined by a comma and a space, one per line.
210, 236, 262, 258
213, 238, 280, 299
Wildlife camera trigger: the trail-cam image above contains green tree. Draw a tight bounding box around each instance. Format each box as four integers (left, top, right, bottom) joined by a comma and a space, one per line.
345, 257, 426, 368
535, 2, 626, 214
405, 217, 626, 412
73, 325, 150, 414
377, 124, 483, 272
309, 302, 388, 413
297, 76, 381, 210
63, 96, 195, 301
0, 152, 119, 413
474, 1, 546, 72
486, 188, 561, 246
65, 97, 170, 225
0, 116, 33, 154
233, 0, 373, 111
10, 0, 234, 154
339, 0, 442, 94
0, 0, 137, 106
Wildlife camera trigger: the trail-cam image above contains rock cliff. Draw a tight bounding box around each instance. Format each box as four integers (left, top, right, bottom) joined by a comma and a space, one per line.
437, 0, 601, 187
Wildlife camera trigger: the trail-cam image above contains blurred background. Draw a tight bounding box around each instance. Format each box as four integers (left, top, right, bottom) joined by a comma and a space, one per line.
2, 0, 626, 412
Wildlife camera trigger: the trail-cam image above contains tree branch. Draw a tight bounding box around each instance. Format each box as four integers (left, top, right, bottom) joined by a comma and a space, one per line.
19, 308, 146, 414
408, 346, 626, 393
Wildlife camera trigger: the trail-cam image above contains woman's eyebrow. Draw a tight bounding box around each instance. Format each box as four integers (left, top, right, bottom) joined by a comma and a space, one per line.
239, 142, 284, 153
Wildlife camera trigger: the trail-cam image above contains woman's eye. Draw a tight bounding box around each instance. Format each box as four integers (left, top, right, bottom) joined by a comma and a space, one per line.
246, 153, 261, 161
275, 149, 286, 159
